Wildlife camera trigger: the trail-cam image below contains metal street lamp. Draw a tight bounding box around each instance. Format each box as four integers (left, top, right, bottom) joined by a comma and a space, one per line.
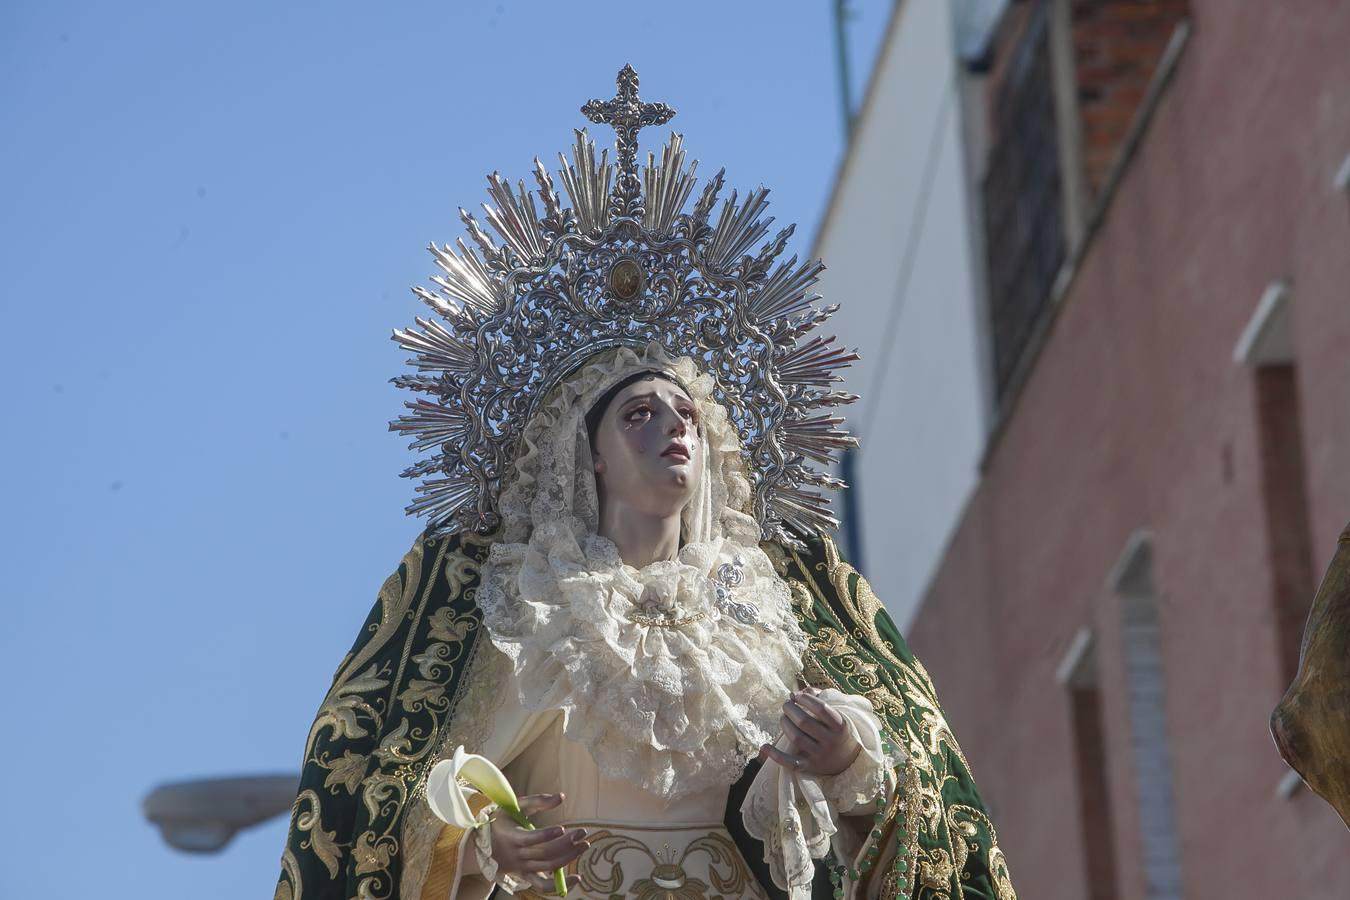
142, 773, 298, 853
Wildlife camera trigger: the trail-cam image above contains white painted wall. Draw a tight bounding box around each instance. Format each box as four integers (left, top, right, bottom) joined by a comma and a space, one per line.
815, 0, 990, 632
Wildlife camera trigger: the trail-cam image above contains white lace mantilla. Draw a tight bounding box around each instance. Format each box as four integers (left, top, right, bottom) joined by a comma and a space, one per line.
477, 344, 809, 802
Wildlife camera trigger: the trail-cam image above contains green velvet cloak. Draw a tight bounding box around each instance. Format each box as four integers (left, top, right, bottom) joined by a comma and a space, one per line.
275, 526, 1017, 900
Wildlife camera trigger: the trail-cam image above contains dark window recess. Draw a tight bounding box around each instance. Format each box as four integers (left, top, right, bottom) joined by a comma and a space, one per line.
1254, 364, 1317, 686
1066, 648, 1119, 900
982, 3, 1066, 404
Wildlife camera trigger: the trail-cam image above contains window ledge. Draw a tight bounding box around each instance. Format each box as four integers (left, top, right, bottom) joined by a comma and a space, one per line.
1276, 767, 1304, 800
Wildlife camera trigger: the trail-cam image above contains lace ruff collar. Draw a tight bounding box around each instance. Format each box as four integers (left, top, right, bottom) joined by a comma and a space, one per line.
477, 527, 807, 801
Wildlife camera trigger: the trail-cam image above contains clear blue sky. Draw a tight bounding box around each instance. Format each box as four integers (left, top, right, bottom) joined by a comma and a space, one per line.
0, 2, 890, 897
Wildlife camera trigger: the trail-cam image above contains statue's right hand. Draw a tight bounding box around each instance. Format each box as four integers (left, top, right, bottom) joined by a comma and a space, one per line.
488, 792, 588, 894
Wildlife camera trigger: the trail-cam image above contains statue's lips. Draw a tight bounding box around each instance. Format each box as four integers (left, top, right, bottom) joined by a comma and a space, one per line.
661, 445, 690, 462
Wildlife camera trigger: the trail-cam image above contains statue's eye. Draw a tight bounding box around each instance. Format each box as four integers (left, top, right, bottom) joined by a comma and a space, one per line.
625, 406, 652, 422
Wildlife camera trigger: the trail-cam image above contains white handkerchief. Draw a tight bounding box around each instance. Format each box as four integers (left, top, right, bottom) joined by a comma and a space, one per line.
740, 688, 903, 899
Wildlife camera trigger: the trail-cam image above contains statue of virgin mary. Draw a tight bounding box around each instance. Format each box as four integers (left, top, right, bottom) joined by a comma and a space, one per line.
274, 68, 1018, 900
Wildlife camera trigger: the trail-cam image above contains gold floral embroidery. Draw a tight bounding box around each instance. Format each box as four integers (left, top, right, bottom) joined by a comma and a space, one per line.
321, 750, 370, 795
352, 775, 406, 893
822, 537, 897, 665
789, 578, 818, 621
281, 531, 500, 900
380, 538, 426, 625
331, 539, 427, 691
276, 847, 301, 900
291, 790, 341, 879
306, 665, 390, 752
386, 552, 488, 784
989, 846, 1017, 900
917, 846, 955, 891
396, 678, 448, 712
388, 540, 453, 730
950, 805, 1017, 900
571, 827, 764, 899
375, 719, 413, 767
354, 828, 395, 876
357, 535, 494, 899
426, 604, 477, 644
777, 533, 1018, 900
401, 640, 510, 899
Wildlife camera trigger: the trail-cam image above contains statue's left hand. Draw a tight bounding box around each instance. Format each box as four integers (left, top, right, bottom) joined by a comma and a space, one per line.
760, 687, 862, 776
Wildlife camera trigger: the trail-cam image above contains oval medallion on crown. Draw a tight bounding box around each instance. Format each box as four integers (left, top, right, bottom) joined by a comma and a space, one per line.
608, 257, 645, 300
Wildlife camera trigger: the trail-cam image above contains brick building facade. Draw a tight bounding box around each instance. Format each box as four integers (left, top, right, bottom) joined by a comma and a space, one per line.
902, 3, 1350, 899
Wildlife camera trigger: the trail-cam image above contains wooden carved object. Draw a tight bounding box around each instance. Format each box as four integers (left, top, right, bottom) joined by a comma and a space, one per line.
1270, 521, 1350, 829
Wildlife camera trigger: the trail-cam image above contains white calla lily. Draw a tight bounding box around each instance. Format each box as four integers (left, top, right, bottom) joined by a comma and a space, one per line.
426, 746, 569, 896
428, 746, 519, 828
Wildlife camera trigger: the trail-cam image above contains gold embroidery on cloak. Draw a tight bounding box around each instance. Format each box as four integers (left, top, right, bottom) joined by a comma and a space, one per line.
782, 535, 1017, 900
276, 847, 301, 900
332, 539, 427, 690
401, 638, 511, 899
291, 790, 342, 880
351, 535, 491, 900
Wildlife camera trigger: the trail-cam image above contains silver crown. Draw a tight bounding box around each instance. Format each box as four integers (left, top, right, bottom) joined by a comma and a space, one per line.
390, 65, 859, 547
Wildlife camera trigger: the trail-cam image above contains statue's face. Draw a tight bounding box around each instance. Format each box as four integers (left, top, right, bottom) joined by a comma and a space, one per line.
591, 374, 703, 518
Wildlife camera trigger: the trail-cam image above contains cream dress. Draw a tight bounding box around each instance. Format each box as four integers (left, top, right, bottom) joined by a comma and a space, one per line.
429, 642, 896, 900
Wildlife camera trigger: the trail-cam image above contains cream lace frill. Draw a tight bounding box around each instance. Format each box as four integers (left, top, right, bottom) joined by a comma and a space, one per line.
470, 818, 532, 895
476, 343, 809, 802
742, 689, 905, 897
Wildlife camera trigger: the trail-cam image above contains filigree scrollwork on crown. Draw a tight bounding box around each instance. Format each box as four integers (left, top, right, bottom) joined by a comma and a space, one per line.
390, 65, 860, 548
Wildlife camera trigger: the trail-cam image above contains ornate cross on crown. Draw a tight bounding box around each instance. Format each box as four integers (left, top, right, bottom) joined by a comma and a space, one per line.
581, 64, 676, 218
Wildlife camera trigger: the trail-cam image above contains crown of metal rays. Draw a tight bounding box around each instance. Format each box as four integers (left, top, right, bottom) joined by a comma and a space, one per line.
390, 65, 859, 547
